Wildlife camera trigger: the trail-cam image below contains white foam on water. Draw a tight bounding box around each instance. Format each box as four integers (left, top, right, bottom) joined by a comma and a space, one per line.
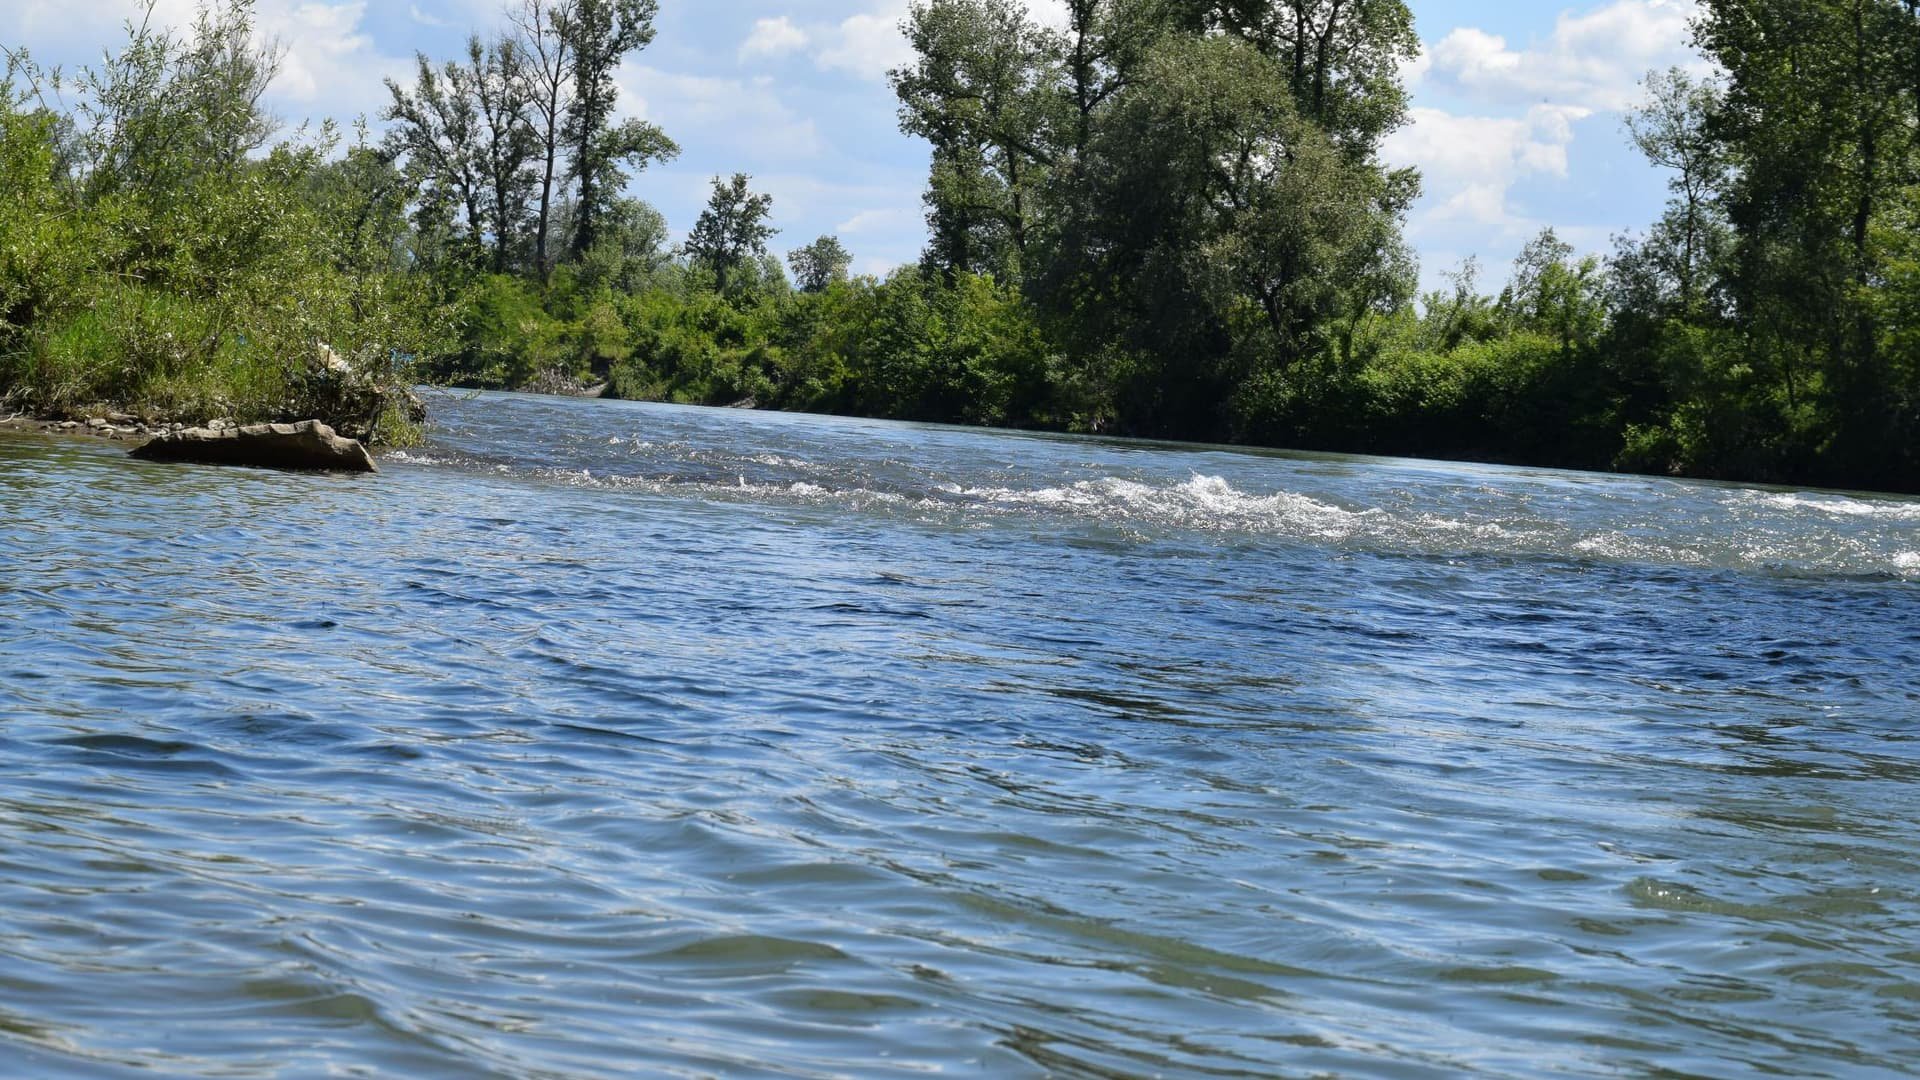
442, 453, 1920, 578
386, 450, 461, 467
941, 474, 1383, 538
1747, 491, 1920, 520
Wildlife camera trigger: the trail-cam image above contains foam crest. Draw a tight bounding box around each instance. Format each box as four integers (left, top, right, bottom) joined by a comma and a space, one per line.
1747, 491, 1920, 520
940, 475, 1380, 537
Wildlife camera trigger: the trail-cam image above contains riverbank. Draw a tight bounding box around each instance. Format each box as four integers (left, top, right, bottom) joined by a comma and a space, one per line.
0, 411, 187, 443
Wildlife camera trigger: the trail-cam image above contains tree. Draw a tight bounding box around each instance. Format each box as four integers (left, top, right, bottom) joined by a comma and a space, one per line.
893, 0, 1054, 280
576, 195, 670, 293
384, 53, 486, 258
1693, 0, 1920, 481
1172, 0, 1422, 158
1500, 228, 1605, 352
890, 0, 1422, 440
685, 173, 775, 295
563, 0, 672, 260
1624, 68, 1729, 312
70, 0, 283, 204
510, 0, 577, 278
469, 34, 538, 273
788, 235, 853, 293
1049, 31, 1415, 431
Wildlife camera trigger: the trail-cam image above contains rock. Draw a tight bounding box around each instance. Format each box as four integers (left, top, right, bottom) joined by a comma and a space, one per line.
87, 417, 109, 429
130, 420, 377, 473
58, 421, 81, 430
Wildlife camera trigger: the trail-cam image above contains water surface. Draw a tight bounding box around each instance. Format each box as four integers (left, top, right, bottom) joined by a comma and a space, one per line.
2, 391, 1918, 1077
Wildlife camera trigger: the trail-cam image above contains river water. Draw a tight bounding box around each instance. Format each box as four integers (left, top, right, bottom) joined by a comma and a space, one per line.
2, 390, 1918, 1077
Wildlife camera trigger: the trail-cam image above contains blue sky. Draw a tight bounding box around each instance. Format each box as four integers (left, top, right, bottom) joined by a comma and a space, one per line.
2, 0, 1708, 291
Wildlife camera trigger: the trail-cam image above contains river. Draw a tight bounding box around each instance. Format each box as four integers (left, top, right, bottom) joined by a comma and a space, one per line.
2, 390, 1918, 1077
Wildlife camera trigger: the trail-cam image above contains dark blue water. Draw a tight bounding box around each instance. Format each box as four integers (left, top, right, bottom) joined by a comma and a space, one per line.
3, 391, 1919, 1077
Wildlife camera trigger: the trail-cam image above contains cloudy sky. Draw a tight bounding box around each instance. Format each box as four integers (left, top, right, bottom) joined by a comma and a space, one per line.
1, 0, 1707, 289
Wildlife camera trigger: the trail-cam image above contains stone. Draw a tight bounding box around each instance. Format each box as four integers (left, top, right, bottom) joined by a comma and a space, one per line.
130, 420, 377, 473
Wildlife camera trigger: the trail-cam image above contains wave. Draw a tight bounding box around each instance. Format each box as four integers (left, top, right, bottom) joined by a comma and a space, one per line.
391, 441, 1920, 580
1744, 491, 1920, 521
931, 475, 1525, 551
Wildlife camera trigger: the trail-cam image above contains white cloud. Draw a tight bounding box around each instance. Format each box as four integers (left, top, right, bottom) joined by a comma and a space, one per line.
1424, 0, 1704, 111
739, 16, 808, 61
2, 0, 207, 47
835, 206, 919, 235
813, 5, 914, 80
1390, 0, 1713, 281
408, 4, 451, 29
617, 62, 825, 161
1387, 104, 1592, 231
810, 0, 1068, 80
266, 3, 386, 107
853, 254, 903, 277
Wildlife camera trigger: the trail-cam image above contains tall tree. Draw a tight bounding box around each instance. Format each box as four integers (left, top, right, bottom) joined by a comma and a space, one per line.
1174, 0, 1421, 157
1694, 0, 1920, 478
469, 34, 539, 273
384, 53, 486, 258
1623, 68, 1730, 314
685, 173, 775, 295
788, 235, 854, 293
893, 0, 1419, 437
563, 0, 670, 260
894, 0, 1054, 280
1066, 32, 1411, 431
510, 0, 577, 278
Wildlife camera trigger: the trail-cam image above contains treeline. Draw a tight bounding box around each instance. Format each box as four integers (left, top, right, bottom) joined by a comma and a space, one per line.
862, 0, 1920, 491
2, 0, 1917, 491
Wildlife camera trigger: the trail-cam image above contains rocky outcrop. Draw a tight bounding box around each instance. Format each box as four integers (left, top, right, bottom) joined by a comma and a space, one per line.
129, 420, 377, 473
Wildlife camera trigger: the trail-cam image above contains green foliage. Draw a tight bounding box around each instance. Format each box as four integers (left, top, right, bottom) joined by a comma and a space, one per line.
1686, 0, 1920, 487
563, 0, 672, 260
685, 174, 777, 297
788, 236, 853, 294
13, 0, 1919, 491
439, 275, 560, 387
0, 5, 434, 441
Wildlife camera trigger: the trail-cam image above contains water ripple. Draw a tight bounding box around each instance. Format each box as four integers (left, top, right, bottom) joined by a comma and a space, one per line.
2, 397, 1918, 1077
